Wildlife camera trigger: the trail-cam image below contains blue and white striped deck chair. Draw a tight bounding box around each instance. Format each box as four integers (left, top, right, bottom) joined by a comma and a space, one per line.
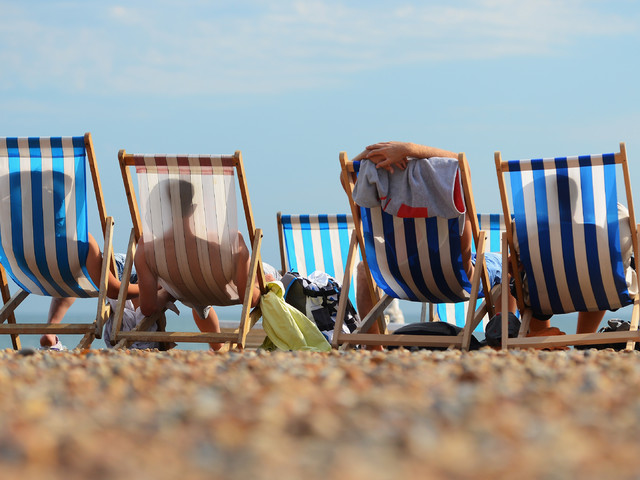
495, 142, 640, 349
0, 134, 114, 349
277, 213, 360, 308
435, 213, 507, 332
333, 151, 496, 350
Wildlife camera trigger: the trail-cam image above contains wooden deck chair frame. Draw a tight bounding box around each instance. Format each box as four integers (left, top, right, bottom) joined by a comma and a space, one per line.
332, 151, 496, 350
433, 213, 510, 333
0, 133, 115, 349
113, 149, 266, 350
495, 142, 640, 350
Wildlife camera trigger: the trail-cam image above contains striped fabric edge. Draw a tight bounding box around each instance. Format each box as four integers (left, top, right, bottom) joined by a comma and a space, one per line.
280, 213, 360, 306
505, 153, 617, 171
361, 206, 472, 303
508, 155, 630, 315
0, 136, 98, 297
133, 155, 236, 176
137, 156, 242, 308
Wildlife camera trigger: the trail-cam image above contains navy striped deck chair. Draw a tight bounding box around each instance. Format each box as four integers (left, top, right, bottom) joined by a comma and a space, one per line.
277, 213, 360, 307
0, 134, 114, 349
333, 151, 496, 350
114, 150, 266, 350
435, 213, 508, 332
495, 142, 640, 349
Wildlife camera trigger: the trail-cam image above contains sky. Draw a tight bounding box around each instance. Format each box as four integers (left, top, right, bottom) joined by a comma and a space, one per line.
1, 0, 639, 335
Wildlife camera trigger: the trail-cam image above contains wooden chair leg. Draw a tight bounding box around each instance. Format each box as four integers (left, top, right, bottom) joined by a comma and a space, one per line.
626, 293, 640, 351
332, 230, 359, 348
94, 216, 115, 340
238, 228, 263, 349
462, 232, 486, 351
0, 266, 25, 350
111, 229, 136, 345
77, 333, 95, 349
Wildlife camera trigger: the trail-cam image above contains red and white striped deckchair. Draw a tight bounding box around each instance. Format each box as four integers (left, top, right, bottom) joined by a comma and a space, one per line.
113, 150, 266, 349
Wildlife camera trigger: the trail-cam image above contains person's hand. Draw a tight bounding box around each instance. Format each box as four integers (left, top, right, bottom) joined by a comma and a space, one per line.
506, 254, 524, 276
354, 141, 456, 173
157, 287, 175, 305
352, 148, 369, 162
362, 141, 412, 173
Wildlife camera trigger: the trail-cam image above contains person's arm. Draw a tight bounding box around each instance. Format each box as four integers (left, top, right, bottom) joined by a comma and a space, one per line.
85, 234, 139, 299
134, 243, 160, 317
359, 141, 457, 173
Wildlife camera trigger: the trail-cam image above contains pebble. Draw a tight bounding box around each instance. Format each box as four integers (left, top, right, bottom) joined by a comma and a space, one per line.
2, 347, 640, 479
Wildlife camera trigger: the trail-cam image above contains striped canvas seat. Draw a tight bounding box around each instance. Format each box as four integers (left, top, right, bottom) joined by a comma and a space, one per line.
495, 143, 640, 349
332, 152, 496, 350
277, 213, 360, 306
0, 134, 113, 349
362, 208, 473, 302
435, 213, 507, 332
113, 150, 266, 349
137, 155, 243, 307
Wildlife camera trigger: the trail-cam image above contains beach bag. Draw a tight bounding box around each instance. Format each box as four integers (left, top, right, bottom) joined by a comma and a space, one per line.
281, 271, 359, 338
389, 321, 482, 351
484, 313, 521, 348
259, 281, 332, 352
575, 319, 640, 351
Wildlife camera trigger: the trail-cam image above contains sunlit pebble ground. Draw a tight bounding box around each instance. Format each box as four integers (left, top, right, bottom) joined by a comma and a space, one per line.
2, 347, 640, 480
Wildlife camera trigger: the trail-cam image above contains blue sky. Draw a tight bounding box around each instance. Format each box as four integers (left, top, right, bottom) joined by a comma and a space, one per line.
1, 0, 639, 329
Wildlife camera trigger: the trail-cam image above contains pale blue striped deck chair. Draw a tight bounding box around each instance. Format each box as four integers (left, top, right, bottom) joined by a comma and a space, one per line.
277, 212, 360, 308
434, 213, 508, 333
0, 134, 114, 349
495, 142, 640, 349
333, 151, 497, 350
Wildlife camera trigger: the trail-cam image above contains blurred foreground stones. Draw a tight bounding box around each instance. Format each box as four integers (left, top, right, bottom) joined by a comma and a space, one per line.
2, 348, 640, 479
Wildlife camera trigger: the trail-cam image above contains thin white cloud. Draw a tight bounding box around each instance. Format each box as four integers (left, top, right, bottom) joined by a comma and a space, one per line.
0, 0, 636, 95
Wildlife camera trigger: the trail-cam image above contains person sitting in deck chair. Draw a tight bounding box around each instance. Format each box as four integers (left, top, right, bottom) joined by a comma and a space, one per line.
134, 178, 278, 350
348, 141, 517, 334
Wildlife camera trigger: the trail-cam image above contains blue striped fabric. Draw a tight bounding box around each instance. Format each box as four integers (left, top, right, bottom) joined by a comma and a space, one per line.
351, 159, 481, 309
360, 206, 473, 304
0, 136, 97, 297
437, 213, 507, 331
507, 153, 631, 316
280, 214, 360, 306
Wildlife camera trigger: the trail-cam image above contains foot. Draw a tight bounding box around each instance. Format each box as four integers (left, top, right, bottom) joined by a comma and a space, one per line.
526, 326, 569, 350
526, 326, 566, 337
158, 341, 177, 351
40, 334, 59, 348
38, 336, 67, 351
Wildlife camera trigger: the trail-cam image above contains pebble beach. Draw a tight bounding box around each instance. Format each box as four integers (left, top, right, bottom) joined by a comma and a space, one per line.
2, 347, 640, 480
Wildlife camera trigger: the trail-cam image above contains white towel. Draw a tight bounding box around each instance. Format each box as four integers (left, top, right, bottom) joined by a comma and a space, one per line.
353, 157, 465, 218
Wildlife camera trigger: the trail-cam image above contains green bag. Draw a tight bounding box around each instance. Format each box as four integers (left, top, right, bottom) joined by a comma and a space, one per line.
259, 281, 332, 352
